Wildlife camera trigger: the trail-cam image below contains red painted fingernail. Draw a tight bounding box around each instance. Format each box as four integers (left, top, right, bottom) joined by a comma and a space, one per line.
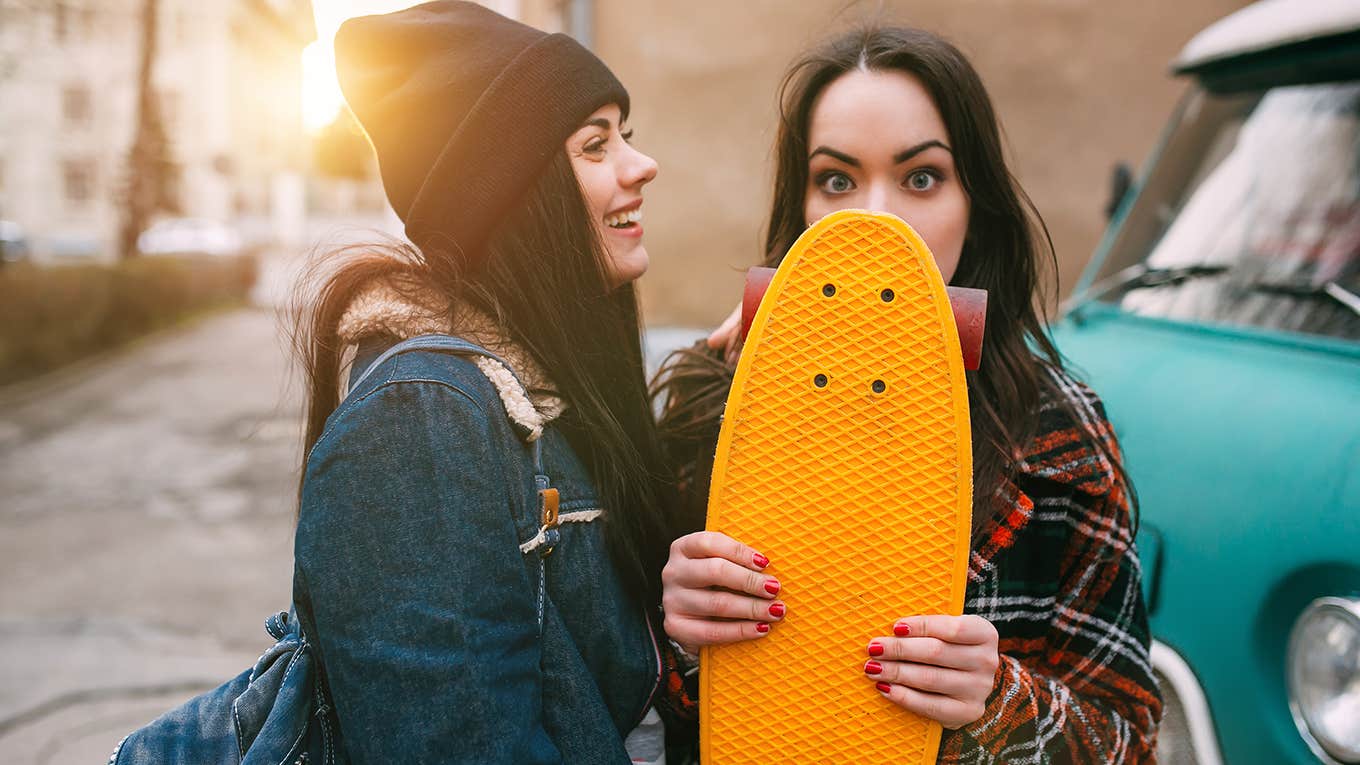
864, 660, 882, 675
893, 623, 911, 637
756, 622, 771, 634
868, 642, 885, 657
752, 552, 769, 569
875, 681, 892, 694
764, 579, 780, 595
768, 602, 786, 618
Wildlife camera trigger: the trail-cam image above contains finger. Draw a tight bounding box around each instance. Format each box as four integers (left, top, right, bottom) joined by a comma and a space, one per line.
893, 614, 996, 646
873, 682, 982, 730
670, 556, 781, 598
705, 304, 742, 349
704, 319, 730, 348
665, 614, 773, 647
868, 637, 982, 671
863, 660, 982, 698
672, 531, 770, 571
669, 587, 786, 622
723, 330, 743, 363
673, 531, 770, 570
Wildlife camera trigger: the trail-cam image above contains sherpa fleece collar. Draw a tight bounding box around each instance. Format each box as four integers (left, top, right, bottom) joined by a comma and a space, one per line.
336, 276, 565, 442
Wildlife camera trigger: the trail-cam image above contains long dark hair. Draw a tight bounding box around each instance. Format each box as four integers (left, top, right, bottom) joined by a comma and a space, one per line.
292, 151, 678, 607
652, 25, 1136, 537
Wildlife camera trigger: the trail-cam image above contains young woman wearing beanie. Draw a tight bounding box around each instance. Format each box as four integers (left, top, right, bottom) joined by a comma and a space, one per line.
652, 26, 1162, 762
289, 2, 684, 762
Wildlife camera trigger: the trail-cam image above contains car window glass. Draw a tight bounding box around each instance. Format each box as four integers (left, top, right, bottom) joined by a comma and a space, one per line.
1113, 83, 1360, 340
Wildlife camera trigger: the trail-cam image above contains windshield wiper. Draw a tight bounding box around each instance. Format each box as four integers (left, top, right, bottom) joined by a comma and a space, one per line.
1249, 279, 1360, 318
1063, 263, 1229, 312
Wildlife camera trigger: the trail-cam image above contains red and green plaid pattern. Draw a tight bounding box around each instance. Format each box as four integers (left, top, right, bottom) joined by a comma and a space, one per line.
940, 366, 1161, 763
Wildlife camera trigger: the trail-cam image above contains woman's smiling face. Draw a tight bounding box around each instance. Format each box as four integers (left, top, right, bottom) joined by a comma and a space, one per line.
566, 103, 659, 288
803, 69, 970, 283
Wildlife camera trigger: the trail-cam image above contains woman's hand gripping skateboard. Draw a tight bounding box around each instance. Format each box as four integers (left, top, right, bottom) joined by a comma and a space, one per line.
662, 532, 1000, 730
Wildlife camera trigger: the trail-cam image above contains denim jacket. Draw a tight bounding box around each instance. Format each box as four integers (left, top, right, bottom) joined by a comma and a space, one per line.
292, 333, 662, 763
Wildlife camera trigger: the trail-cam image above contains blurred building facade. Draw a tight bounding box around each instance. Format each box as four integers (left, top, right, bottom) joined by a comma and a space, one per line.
0, 0, 315, 261
586, 0, 1253, 324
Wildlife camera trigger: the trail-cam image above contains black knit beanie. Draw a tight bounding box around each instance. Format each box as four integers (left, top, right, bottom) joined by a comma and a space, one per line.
335, 1, 630, 261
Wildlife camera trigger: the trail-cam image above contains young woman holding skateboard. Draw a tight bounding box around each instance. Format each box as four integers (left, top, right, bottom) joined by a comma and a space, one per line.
653, 25, 1162, 762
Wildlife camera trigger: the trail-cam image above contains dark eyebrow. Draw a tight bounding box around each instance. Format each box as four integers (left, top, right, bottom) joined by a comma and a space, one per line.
894, 140, 950, 164
810, 141, 950, 167
809, 146, 860, 167
583, 118, 611, 130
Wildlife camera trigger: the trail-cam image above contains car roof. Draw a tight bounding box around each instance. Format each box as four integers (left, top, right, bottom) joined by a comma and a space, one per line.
1175, 0, 1360, 72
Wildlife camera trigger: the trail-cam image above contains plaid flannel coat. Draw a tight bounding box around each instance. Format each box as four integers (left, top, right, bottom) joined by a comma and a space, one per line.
937, 365, 1162, 763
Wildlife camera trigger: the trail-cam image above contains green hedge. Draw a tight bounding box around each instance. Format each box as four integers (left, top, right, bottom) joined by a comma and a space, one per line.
0, 254, 258, 386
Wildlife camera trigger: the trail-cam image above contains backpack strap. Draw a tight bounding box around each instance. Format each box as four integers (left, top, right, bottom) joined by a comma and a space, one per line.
348, 333, 522, 393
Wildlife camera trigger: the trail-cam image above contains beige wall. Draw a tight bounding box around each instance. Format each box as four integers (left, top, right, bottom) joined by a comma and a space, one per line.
591, 0, 1249, 326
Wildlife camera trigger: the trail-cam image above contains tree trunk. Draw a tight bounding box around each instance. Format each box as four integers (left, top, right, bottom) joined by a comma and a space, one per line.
117, 0, 178, 260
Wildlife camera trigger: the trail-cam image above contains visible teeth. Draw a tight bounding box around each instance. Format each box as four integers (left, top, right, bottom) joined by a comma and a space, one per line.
606, 208, 642, 228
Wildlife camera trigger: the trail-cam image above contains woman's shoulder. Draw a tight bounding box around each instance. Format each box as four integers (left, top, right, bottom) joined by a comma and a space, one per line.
351, 343, 499, 402
1032, 363, 1115, 441
311, 348, 511, 462
1015, 362, 1123, 499
350, 345, 503, 418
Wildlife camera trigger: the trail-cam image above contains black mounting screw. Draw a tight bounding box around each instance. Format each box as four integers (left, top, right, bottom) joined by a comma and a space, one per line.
881, 289, 895, 302
871, 380, 886, 393
814, 374, 829, 388
822, 284, 836, 297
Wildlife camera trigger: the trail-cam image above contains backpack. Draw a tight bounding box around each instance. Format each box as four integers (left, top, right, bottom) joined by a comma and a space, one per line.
108, 335, 562, 765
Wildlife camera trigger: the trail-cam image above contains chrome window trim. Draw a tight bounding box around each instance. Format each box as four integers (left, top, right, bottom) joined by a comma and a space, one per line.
1152, 640, 1227, 765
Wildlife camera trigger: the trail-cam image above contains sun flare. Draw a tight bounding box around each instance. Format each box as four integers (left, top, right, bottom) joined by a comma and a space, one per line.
301, 1, 429, 132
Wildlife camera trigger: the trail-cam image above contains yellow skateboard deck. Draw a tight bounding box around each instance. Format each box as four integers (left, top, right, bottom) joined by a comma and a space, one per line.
699, 210, 974, 764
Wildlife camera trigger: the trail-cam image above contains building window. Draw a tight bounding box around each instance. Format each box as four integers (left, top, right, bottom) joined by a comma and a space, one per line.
54, 2, 69, 43
63, 159, 95, 205
54, 2, 98, 42
63, 85, 92, 125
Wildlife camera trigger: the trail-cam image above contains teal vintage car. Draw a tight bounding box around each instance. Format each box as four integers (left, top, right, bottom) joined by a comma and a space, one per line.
1049, 1, 1360, 763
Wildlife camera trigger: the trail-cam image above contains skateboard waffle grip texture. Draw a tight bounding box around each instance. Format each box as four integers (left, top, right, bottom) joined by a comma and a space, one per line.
700, 211, 973, 764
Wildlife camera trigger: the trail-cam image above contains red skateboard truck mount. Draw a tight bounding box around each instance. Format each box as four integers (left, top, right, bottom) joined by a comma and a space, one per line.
741, 266, 988, 371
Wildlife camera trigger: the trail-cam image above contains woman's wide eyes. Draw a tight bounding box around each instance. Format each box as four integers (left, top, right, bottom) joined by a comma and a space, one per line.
906, 170, 939, 191
817, 170, 941, 194
818, 172, 854, 193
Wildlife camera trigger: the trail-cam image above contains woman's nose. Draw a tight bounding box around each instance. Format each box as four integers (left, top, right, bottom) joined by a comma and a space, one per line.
621, 145, 658, 188
863, 183, 915, 225
864, 182, 890, 215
